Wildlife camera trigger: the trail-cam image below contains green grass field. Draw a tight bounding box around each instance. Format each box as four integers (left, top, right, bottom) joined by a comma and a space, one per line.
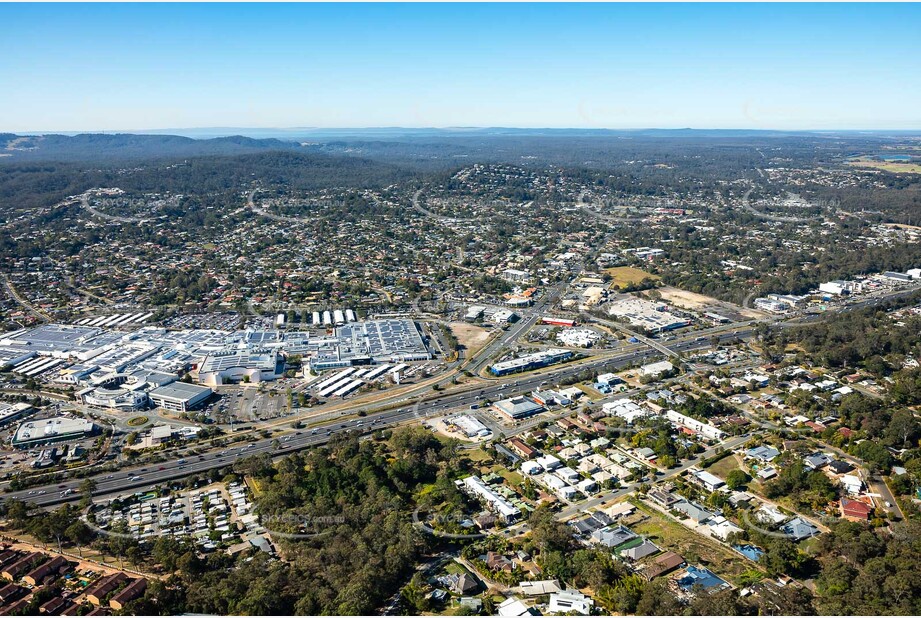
466, 448, 492, 463
708, 453, 745, 480
604, 266, 660, 288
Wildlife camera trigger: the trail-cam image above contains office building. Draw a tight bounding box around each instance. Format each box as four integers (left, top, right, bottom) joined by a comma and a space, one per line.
149, 382, 213, 412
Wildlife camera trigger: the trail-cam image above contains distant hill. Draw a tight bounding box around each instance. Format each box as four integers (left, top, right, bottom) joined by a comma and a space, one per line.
0, 133, 303, 162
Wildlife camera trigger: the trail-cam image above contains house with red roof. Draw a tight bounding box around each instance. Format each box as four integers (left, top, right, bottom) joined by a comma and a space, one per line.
840, 497, 872, 522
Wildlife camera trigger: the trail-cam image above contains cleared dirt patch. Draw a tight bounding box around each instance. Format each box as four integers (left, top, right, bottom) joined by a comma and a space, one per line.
449, 321, 492, 353
657, 286, 766, 320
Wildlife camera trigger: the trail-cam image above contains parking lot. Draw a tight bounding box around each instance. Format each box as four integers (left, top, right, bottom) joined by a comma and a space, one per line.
211, 385, 291, 423
162, 311, 242, 330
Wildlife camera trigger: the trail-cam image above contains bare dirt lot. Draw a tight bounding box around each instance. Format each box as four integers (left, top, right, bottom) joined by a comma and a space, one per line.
449, 321, 492, 353
657, 286, 766, 320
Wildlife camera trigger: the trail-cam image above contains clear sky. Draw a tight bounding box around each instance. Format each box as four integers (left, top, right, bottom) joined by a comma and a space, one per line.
2, 2, 920, 132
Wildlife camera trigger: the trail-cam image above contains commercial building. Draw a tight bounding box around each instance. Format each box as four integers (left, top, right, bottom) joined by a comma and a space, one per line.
0, 402, 33, 427
197, 349, 282, 386
489, 349, 572, 376
53, 363, 99, 385
493, 396, 544, 419
148, 382, 213, 412
491, 309, 518, 324
882, 271, 912, 283
753, 298, 787, 313
541, 316, 576, 327
556, 328, 601, 347
309, 319, 430, 371
640, 360, 676, 378
819, 280, 861, 296
607, 297, 690, 333
4, 319, 428, 393
12, 416, 96, 448
596, 372, 622, 386
465, 305, 486, 321
78, 373, 152, 411
768, 294, 808, 308
79, 384, 149, 411
450, 414, 491, 438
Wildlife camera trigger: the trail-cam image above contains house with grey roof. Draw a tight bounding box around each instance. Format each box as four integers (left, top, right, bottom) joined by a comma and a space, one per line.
589, 525, 638, 548
622, 539, 660, 561
746, 445, 780, 463
781, 517, 820, 540
673, 500, 716, 524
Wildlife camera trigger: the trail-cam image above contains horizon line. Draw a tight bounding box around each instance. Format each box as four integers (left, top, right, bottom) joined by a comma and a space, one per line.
9, 126, 921, 136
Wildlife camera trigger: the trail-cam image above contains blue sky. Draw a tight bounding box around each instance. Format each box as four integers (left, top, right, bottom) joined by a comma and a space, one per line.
2, 3, 920, 132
